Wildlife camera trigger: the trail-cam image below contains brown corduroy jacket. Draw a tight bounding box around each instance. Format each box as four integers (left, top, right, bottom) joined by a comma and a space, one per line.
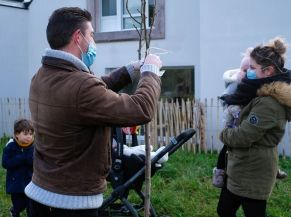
29, 56, 161, 195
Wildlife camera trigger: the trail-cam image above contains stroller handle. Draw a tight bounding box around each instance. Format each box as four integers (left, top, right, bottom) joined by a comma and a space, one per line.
173, 128, 196, 144
120, 128, 195, 189
100, 128, 196, 212
151, 128, 196, 163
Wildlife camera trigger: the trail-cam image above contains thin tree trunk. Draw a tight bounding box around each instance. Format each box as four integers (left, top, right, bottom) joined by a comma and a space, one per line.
125, 0, 157, 215
144, 123, 151, 217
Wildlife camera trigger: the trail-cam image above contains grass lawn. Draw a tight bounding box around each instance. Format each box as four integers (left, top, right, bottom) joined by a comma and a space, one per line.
1, 141, 290, 217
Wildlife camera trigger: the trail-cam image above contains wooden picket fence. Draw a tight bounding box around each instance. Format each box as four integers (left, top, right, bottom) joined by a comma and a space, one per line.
0, 97, 31, 137
145, 98, 207, 153
1, 97, 290, 157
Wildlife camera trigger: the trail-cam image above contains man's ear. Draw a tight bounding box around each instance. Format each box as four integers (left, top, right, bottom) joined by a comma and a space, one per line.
72, 29, 81, 44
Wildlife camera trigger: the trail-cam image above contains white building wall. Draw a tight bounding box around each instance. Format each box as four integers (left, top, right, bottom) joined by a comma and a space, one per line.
0, 0, 87, 97
1, 0, 291, 100
0, 6, 29, 97
199, 0, 291, 99
27, 0, 87, 81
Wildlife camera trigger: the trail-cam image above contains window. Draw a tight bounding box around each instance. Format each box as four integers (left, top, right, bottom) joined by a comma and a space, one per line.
160, 67, 195, 100
100, 0, 120, 32
99, 0, 156, 32
0, 0, 33, 9
100, 0, 152, 32
87, 0, 165, 42
102, 0, 117, 16
122, 0, 148, 30
106, 66, 195, 100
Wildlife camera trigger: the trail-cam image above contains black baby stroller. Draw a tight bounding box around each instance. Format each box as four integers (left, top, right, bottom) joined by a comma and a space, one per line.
99, 128, 196, 217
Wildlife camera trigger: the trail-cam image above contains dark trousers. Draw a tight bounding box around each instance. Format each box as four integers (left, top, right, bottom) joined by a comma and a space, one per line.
217, 145, 227, 169
11, 193, 30, 217
217, 187, 266, 217
29, 199, 99, 217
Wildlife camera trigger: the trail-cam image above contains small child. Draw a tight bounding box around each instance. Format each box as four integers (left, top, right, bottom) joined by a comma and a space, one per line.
212, 48, 252, 188
2, 119, 34, 217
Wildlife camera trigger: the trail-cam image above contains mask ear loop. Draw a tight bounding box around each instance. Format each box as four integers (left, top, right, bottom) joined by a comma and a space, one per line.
147, 46, 172, 56
146, 47, 172, 76
79, 31, 97, 50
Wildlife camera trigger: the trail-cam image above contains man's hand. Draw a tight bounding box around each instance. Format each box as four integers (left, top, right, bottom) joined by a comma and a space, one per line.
144, 54, 162, 69
141, 54, 163, 76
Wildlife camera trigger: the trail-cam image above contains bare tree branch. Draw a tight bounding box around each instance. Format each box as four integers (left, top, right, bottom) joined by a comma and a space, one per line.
126, 0, 143, 60
148, 0, 157, 46
126, 0, 142, 25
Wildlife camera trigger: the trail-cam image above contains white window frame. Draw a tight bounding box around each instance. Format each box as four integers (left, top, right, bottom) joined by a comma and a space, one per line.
87, 0, 165, 42
100, 0, 149, 32
121, 0, 149, 31
100, 0, 121, 32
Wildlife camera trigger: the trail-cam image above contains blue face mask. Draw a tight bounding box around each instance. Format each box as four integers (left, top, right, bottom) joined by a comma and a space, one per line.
82, 42, 97, 68
78, 33, 97, 68
246, 69, 257, 79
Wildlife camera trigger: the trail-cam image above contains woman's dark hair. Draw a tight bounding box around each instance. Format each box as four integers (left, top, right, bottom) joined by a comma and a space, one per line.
14, 119, 34, 134
250, 37, 287, 73
46, 7, 92, 49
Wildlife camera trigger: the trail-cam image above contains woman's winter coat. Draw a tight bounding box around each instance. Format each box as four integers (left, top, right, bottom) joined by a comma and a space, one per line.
220, 81, 291, 200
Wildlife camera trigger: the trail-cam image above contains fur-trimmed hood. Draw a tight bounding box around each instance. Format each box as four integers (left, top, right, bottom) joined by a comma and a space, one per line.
257, 81, 291, 121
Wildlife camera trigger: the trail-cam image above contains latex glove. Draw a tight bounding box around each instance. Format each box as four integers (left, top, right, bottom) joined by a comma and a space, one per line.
141, 54, 163, 76
144, 54, 162, 68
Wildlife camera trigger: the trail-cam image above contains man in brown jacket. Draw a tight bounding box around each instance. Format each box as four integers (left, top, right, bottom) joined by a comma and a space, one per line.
25, 7, 162, 217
